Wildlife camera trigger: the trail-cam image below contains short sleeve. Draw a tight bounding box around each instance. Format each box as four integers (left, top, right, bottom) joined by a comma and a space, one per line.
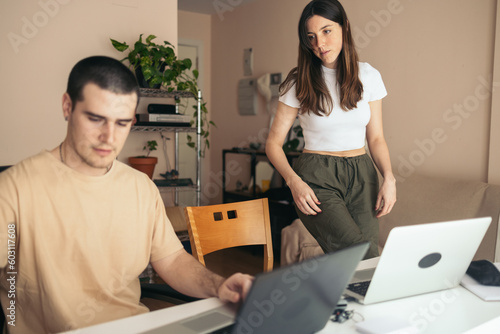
361, 63, 387, 102
279, 84, 301, 108
0, 170, 17, 269
150, 190, 183, 262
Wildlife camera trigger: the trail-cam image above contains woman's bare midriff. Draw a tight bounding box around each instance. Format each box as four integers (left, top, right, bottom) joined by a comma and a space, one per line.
303, 147, 366, 157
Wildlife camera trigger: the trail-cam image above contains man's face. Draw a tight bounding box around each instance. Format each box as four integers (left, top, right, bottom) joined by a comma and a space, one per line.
62, 83, 137, 176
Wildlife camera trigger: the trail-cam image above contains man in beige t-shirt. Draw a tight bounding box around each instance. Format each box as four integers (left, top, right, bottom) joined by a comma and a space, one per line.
0, 56, 253, 333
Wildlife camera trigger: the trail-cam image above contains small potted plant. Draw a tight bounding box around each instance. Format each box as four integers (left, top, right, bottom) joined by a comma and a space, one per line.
129, 140, 158, 179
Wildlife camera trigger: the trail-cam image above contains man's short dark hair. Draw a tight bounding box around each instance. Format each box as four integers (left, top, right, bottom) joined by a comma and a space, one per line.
66, 56, 140, 109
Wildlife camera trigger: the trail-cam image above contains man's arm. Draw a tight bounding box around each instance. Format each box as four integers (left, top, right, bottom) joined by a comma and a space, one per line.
151, 248, 253, 303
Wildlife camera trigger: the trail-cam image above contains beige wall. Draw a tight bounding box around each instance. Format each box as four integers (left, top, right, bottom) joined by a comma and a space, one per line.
2, 0, 499, 205
203, 0, 499, 204
490, 1, 500, 185
178, 10, 213, 205
347, 0, 496, 185
0, 0, 178, 173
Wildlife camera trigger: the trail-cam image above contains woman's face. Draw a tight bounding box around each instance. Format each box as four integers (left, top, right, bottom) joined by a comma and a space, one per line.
306, 15, 343, 69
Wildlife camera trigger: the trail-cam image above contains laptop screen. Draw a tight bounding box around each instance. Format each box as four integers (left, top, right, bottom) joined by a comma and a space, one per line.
231, 242, 369, 334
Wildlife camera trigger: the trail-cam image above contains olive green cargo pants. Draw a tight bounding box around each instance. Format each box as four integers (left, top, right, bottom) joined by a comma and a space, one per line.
293, 153, 380, 259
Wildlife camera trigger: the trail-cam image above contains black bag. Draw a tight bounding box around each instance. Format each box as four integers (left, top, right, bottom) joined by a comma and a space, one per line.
466, 260, 500, 286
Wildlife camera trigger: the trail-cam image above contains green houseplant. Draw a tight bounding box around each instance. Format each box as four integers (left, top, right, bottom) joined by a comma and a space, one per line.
129, 140, 158, 179
283, 124, 304, 154
110, 34, 214, 156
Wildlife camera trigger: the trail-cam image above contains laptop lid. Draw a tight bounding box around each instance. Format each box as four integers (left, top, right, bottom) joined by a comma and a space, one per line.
142, 242, 369, 334
231, 241, 369, 334
345, 217, 492, 305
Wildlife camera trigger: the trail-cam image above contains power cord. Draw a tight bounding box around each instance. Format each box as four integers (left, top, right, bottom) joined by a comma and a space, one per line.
331, 309, 364, 323
330, 298, 364, 324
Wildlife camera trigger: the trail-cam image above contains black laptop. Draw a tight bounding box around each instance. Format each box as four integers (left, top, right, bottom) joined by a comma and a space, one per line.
142, 242, 369, 334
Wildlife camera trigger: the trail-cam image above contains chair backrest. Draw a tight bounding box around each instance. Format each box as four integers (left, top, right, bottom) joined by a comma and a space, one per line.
184, 198, 273, 272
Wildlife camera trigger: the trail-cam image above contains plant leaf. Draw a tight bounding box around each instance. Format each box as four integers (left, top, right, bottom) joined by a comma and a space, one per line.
146, 34, 157, 44
182, 58, 192, 70
110, 39, 129, 52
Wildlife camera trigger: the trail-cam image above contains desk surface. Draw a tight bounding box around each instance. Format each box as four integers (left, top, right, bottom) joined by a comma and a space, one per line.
62, 259, 500, 334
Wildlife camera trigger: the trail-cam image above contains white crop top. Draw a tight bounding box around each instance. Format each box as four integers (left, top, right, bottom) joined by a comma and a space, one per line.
279, 62, 387, 152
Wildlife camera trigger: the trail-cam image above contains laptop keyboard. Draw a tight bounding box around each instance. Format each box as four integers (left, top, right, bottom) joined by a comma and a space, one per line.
347, 281, 371, 297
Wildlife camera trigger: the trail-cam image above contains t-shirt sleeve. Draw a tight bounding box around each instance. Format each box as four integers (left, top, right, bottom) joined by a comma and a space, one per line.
363, 63, 387, 102
150, 192, 184, 262
0, 170, 17, 269
279, 83, 301, 108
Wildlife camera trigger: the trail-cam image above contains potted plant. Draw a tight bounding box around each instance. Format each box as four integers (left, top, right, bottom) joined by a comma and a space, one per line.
110, 34, 215, 156
129, 140, 158, 179
283, 124, 304, 154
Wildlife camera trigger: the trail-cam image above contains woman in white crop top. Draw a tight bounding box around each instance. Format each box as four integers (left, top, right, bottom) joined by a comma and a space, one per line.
266, 0, 396, 258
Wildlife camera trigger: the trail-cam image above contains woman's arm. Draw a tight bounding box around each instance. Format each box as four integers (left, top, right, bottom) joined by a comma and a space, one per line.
266, 102, 321, 215
366, 99, 396, 217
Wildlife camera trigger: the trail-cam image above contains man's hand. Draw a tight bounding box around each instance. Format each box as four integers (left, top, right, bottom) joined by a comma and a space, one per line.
218, 273, 254, 303
153, 249, 255, 302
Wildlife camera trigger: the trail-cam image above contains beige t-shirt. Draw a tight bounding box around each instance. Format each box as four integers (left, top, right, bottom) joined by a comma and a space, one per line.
0, 151, 183, 333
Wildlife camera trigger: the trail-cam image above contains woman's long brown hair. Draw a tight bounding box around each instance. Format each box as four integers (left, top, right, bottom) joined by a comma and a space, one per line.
280, 0, 363, 115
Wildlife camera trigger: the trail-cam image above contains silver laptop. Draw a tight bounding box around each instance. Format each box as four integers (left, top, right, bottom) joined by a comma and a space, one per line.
345, 217, 492, 305
142, 242, 369, 334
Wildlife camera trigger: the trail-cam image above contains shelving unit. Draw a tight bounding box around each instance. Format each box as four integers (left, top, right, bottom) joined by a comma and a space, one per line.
222, 148, 300, 203
132, 88, 202, 206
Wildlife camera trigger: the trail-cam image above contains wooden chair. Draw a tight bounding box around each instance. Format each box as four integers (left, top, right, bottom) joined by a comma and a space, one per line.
185, 198, 273, 272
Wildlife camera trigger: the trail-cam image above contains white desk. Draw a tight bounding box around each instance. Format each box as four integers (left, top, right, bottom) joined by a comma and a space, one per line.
62, 259, 500, 334
323, 286, 500, 333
